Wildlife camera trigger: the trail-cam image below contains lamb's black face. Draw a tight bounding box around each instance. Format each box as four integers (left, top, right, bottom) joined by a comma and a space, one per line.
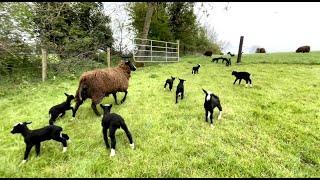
126, 61, 136, 71
65, 93, 75, 101
11, 123, 23, 134
11, 121, 32, 134
100, 104, 112, 113
171, 76, 176, 81
232, 71, 236, 76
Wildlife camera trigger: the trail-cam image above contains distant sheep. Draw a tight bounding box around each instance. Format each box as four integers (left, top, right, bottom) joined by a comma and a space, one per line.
203, 50, 213, 57
100, 104, 134, 157
164, 76, 176, 92
49, 93, 74, 125
72, 60, 137, 119
232, 71, 252, 88
11, 121, 69, 164
202, 89, 222, 126
256, 48, 266, 53
211, 57, 231, 66
227, 52, 235, 57
192, 64, 201, 75
176, 78, 186, 104
296, 45, 310, 53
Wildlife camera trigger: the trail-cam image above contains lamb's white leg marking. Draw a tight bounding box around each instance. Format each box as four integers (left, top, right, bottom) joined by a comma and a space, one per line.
178, 92, 181, 97
250, 84, 253, 87
245, 84, 248, 88
170, 89, 172, 92
164, 88, 166, 92
110, 149, 115, 157
210, 124, 214, 127
129, 143, 135, 150
70, 117, 75, 121
63, 147, 67, 153
218, 111, 222, 120
21, 160, 26, 164
207, 111, 211, 119
101, 115, 103, 118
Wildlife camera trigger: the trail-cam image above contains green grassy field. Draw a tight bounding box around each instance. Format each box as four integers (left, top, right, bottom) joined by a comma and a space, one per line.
0, 52, 319, 177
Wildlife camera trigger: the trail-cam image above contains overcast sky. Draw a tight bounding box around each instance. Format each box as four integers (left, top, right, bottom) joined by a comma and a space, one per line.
104, 2, 320, 54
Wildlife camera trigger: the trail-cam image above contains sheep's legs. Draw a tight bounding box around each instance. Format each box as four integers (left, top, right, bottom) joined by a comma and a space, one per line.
164, 82, 168, 91
205, 110, 208, 122
112, 93, 119, 105
109, 128, 116, 156
233, 78, 238, 84
72, 100, 83, 119
239, 79, 242, 84
120, 91, 128, 104
181, 91, 184, 100
35, 143, 41, 156
103, 127, 110, 149
209, 110, 214, 125
53, 137, 67, 152
91, 102, 101, 116
121, 123, 134, 148
23, 144, 33, 163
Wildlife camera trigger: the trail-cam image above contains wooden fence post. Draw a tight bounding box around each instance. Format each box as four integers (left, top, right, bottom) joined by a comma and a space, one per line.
237, 36, 244, 63
41, 48, 47, 82
107, 47, 110, 68
176, 40, 180, 61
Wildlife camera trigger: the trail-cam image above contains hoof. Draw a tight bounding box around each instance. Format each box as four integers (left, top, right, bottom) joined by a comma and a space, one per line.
129, 143, 135, 150
110, 149, 115, 157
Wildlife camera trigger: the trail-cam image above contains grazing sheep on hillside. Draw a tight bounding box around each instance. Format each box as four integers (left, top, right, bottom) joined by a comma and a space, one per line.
227, 52, 235, 57
11, 121, 69, 164
176, 78, 186, 104
100, 104, 134, 157
72, 60, 137, 119
48, 93, 74, 125
202, 89, 222, 126
203, 50, 213, 57
164, 76, 176, 92
232, 71, 252, 88
296, 45, 310, 53
211, 57, 231, 66
192, 64, 201, 75
256, 48, 266, 53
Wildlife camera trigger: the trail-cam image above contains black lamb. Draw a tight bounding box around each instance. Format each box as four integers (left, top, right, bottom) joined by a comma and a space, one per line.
192, 64, 201, 75
100, 104, 134, 157
49, 93, 75, 125
11, 121, 69, 164
202, 89, 222, 126
176, 78, 186, 104
164, 76, 176, 92
231, 71, 252, 87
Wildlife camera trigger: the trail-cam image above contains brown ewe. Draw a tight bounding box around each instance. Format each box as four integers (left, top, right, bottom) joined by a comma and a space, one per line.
72, 60, 136, 119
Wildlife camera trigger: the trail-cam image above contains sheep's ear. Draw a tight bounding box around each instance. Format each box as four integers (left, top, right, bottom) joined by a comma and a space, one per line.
100, 104, 105, 109
25, 121, 32, 124
202, 89, 207, 94
109, 104, 113, 108
64, 93, 69, 96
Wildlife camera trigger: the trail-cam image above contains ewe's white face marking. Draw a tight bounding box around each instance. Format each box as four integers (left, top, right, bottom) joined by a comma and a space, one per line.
130, 143, 135, 150
110, 149, 115, 157
104, 104, 111, 107
63, 147, 67, 153
218, 111, 222, 120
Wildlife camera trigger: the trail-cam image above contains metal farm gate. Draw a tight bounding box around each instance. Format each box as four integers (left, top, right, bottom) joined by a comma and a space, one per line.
132, 38, 179, 62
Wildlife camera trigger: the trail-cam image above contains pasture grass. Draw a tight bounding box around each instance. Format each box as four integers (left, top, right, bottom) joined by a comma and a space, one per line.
0, 51, 320, 177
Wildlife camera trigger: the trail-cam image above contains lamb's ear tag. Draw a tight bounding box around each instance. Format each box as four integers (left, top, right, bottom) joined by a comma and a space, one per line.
25, 121, 32, 124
